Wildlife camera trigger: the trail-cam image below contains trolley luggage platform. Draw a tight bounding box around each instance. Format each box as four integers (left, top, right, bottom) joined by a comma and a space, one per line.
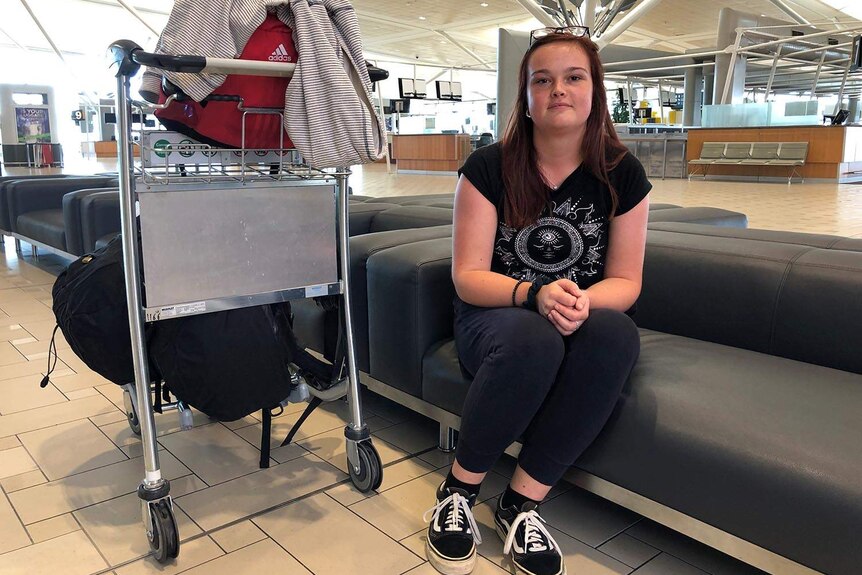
107, 39, 382, 563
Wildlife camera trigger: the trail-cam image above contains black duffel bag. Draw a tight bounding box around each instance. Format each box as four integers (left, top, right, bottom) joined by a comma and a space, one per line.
50, 235, 158, 386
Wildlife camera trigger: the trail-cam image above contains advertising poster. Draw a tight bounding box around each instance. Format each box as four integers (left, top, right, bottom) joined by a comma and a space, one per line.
16, 107, 51, 143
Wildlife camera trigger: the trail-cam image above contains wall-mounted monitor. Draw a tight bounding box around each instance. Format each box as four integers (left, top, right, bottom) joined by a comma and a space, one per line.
831, 109, 850, 125
386, 98, 410, 114
487, 102, 496, 116
660, 91, 684, 110
436, 80, 451, 100
450, 81, 462, 101
436, 81, 462, 101
399, 78, 426, 99
104, 112, 155, 127
413, 79, 427, 98
398, 78, 415, 98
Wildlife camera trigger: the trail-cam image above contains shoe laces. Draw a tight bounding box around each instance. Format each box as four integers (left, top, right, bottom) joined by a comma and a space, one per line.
503, 509, 558, 555
423, 491, 482, 544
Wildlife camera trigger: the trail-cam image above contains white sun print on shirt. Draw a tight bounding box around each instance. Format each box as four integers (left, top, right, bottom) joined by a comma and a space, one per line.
496, 196, 606, 283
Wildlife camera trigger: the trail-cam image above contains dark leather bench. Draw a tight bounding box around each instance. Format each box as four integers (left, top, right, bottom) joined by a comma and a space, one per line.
648, 221, 862, 251
4, 176, 117, 256
292, 196, 747, 368
357, 227, 861, 575
1, 175, 88, 239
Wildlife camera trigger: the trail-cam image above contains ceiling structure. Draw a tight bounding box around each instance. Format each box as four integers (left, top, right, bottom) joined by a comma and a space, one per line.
1, 0, 860, 93
348, 0, 857, 68
0, 0, 857, 68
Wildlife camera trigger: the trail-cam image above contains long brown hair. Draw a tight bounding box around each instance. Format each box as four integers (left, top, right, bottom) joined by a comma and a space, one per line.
501, 33, 627, 228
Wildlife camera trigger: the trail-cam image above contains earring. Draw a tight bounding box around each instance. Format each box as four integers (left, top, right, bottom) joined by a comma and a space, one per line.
526, 110, 531, 118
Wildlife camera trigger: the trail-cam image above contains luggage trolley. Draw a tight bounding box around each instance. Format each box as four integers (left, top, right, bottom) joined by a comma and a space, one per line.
107, 40, 383, 562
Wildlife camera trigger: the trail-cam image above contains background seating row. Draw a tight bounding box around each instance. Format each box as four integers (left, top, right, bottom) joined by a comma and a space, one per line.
688, 141, 808, 183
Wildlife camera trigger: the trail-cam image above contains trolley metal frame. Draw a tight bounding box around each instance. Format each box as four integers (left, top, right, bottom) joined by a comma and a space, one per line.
108, 39, 382, 562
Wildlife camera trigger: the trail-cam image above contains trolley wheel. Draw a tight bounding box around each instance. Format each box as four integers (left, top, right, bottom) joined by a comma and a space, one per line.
148, 499, 179, 563
123, 389, 141, 436
348, 441, 383, 493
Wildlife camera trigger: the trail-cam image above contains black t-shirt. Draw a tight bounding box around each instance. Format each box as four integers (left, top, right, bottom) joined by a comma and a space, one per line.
458, 142, 651, 289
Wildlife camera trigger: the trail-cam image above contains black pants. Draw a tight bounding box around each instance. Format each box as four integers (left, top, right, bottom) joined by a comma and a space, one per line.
453, 298, 640, 486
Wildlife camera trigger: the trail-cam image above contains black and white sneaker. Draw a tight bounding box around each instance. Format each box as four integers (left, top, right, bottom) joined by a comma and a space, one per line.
424, 482, 482, 575
495, 498, 565, 575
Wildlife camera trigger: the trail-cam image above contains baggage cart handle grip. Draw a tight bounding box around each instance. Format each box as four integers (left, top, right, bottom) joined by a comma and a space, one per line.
134, 52, 207, 74
108, 39, 205, 77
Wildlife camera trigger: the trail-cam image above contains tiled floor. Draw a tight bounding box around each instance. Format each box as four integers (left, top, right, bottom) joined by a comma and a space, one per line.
2, 160, 853, 575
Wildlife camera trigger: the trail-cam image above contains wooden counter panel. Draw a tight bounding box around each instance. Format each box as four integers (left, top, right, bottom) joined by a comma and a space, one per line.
392, 134, 472, 172
397, 159, 464, 171
95, 140, 140, 158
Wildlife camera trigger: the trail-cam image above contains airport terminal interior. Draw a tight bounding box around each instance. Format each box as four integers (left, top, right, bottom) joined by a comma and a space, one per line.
1, 1, 861, 575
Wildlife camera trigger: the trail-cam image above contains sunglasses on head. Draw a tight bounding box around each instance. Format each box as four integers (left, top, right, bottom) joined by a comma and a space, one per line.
529, 26, 590, 44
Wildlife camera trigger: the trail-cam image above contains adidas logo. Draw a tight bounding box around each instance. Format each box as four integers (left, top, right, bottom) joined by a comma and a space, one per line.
268, 43, 292, 62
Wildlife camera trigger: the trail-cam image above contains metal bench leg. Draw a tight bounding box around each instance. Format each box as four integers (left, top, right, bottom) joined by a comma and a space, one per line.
788, 165, 802, 185
439, 424, 455, 453
688, 165, 700, 180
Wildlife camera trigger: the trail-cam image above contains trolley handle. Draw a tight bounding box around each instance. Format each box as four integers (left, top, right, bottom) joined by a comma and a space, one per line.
109, 39, 295, 79
110, 39, 388, 83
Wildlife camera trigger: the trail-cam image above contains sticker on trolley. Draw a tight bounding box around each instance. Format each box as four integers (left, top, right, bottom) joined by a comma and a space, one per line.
304, 285, 328, 297
142, 131, 303, 168
219, 149, 299, 166
156, 301, 207, 319
142, 132, 220, 167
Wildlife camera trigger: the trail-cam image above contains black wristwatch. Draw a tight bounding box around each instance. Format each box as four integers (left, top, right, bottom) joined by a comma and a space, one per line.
523, 275, 551, 311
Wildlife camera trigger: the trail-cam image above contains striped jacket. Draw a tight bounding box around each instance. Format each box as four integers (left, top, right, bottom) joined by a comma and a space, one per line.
141, 0, 385, 169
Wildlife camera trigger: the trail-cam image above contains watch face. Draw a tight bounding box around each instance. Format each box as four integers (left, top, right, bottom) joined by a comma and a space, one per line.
515, 217, 584, 273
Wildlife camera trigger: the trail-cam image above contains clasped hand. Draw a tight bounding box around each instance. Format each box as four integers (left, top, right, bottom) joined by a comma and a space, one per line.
536, 279, 589, 336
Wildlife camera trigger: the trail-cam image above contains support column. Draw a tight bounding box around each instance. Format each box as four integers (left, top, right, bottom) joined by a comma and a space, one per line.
583, 0, 598, 32
683, 67, 704, 126
850, 97, 860, 122
714, 8, 756, 105
704, 73, 715, 106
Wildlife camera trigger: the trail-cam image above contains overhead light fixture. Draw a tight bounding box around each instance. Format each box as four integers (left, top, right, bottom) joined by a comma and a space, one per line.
480, 2, 488, 6
419, 16, 426, 20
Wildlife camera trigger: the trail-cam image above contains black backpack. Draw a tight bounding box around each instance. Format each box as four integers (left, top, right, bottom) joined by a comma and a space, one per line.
50, 235, 159, 386
147, 300, 340, 468
148, 303, 295, 422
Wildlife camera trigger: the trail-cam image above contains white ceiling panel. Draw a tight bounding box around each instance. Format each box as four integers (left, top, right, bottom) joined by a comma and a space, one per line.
0, 0, 859, 73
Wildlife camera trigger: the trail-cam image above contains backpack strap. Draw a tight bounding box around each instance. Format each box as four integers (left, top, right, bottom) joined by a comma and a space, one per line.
39, 325, 61, 389
260, 408, 273, 469
153, 380, 164, 414
280, 395, 323, 447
